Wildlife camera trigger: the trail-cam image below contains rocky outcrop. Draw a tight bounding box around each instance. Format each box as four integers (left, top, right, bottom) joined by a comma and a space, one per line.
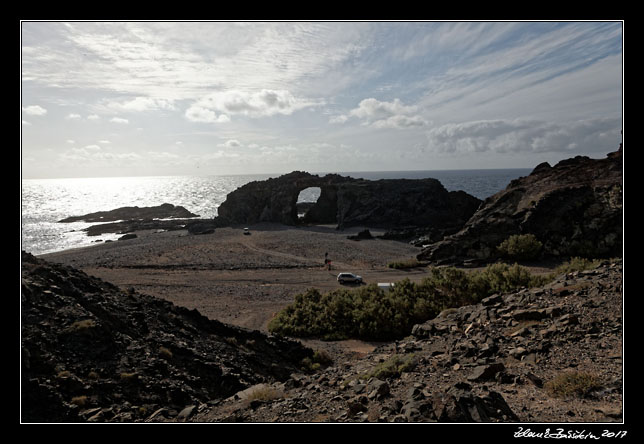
418, 148, 623, 264
59, 203, 199, 223
21, 252, 313, 422
192, 259, 622, 423
57, 204, 212, 237
215, 171, 481, 232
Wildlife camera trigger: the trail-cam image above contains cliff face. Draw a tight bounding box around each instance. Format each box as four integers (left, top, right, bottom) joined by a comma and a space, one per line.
215, 171, 482, 231
418, 148, 623, 264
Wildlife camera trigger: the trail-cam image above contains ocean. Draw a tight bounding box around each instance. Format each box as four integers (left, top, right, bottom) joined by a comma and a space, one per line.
21, 168, 531, 256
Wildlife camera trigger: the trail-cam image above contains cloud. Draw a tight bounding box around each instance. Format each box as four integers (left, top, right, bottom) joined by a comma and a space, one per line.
106, 96, 176, 112
60, 147, 141, 163
87, 114, 100, 120
184, 106, 230, 123
21, 22, 369, 101
66, 113, 82, 120
22, 105, 47, 116
109, 117, 129, 124
22, 120, 31, 126
332, 98, 428, 129
186, 89, 322, 123
425, 118, 621, 155
218, 139, 242, 148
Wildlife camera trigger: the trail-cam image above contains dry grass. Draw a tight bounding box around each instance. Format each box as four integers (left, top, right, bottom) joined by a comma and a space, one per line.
545, 371, 603, 398
245, 385, 284, 403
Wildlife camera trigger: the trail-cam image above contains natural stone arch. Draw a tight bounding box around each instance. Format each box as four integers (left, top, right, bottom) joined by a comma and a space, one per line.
215, 171, 482, 230
300, 185, 338, 225
296, 187, 321, 220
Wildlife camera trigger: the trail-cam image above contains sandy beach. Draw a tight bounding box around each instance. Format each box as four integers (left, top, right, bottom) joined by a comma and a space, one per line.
40, 223, 432, 353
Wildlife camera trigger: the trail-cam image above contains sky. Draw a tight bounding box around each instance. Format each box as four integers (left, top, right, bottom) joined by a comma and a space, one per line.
21, 21, 623, 179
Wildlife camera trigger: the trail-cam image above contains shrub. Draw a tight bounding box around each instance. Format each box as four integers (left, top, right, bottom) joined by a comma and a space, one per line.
364, 354, 418, 380
545, 372, 602, 398
245, 385, 284, 403
497, 234, 543, 261
554, 257, 603, 275
268, 262, 552, 342
388, 258, 423, 269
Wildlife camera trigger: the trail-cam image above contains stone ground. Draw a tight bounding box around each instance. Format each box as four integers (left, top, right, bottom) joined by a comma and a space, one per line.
38, 224, 624, 423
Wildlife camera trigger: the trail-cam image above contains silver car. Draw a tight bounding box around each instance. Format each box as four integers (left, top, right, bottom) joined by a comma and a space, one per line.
337, 272, 362, 284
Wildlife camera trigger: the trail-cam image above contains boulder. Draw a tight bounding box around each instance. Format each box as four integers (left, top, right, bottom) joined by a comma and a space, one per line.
435, 384, 519, 422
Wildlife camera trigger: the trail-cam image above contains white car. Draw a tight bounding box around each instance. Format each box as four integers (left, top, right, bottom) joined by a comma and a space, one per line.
337, 272, 362, 284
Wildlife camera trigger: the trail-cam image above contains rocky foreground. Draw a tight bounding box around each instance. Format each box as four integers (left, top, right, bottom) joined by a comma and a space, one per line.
21, 251, 313, 423
22, 247, 622, 422
192, 259, 623, 423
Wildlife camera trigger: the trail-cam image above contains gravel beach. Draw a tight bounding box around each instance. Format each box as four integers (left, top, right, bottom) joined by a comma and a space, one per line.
40, 223, 428, 354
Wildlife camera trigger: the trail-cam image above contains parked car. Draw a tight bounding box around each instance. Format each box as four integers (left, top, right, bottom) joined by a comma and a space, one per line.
337, 272, 362, 284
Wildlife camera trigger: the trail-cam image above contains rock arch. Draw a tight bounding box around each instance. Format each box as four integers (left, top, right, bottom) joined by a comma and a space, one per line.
215, 171, 481, 230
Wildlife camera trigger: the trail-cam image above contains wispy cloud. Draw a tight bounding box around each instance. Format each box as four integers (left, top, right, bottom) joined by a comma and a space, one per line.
186, 89, 323, 123
425, 117, 621, 155
21, 21, 623, 177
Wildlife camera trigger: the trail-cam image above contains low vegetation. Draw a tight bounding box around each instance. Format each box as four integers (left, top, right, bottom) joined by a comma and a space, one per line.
387, 258, 424, 269
269, 258, 603, 342
365, 354, 418, 380
269, 262, 551, 341
545, 371, 603, 398
497, 234, 543, 261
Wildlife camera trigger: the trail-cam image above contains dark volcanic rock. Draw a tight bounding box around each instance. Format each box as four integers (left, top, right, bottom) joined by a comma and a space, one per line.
59, 203, 211, 237
418, 147, 622, 263
434, 385, 519, 422
215, 171, 481, 231
59, 203, 199, 223
21, 251, 312, 422
347, 229, 374, 241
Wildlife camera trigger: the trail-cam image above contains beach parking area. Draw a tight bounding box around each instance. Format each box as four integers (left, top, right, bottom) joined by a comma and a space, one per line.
40, 224, 428, 336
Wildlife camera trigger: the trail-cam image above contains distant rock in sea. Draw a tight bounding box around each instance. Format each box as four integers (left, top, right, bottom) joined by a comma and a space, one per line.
58, 203, 199, 223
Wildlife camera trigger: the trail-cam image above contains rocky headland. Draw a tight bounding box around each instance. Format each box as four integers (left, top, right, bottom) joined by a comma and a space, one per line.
215, 171, 482, 234
418, 148, 623, 265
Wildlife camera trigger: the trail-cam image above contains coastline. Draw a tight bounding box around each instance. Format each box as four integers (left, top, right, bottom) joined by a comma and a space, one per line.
38, 223, 427, 337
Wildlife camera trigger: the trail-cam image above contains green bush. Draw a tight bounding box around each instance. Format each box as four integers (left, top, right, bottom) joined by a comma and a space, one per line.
268, 263, 551, 341
554, 257, 603, 275
387, 258, 423, 269
364, 354, 418, 380
497, 234, 543, 261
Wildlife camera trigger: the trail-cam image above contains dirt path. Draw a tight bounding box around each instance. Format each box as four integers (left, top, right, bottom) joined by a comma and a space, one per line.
42, 225, 426, 336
